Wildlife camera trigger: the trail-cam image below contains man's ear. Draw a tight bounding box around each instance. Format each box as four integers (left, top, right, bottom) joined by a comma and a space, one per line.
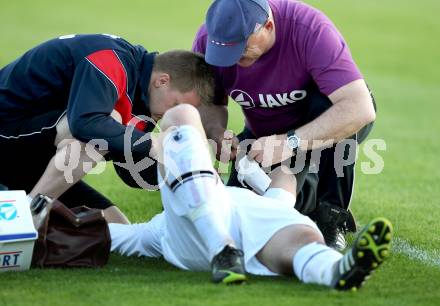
153, 73, 170, 88
264, 19, 274, 33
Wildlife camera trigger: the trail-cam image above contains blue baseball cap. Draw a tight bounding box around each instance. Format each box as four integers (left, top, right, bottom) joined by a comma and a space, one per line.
205, 0, 270, 67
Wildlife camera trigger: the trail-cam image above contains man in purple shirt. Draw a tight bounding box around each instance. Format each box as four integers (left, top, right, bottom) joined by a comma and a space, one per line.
193, 0, 376, 250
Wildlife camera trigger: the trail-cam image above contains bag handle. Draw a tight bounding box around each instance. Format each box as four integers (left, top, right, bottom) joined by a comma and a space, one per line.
52, 200, 105, 227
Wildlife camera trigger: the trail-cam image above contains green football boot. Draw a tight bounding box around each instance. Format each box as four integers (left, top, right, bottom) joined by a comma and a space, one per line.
331, 217, 393, 291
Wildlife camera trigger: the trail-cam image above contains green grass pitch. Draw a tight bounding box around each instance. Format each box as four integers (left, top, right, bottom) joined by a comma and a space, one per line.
1, 0, 439, 305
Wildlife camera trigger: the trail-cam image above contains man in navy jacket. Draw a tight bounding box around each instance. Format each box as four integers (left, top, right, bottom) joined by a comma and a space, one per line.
0, 34, 215, 223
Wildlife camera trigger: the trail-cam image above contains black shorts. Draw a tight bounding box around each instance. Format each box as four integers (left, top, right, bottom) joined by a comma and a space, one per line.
0, 110, 114, 210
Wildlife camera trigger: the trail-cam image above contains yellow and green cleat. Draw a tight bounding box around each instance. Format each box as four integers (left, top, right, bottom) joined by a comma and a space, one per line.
211, 245, 247, 284
331, 217, 393, 291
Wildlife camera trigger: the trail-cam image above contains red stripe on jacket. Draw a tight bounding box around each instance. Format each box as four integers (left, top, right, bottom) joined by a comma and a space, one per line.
87, 50, 145, 131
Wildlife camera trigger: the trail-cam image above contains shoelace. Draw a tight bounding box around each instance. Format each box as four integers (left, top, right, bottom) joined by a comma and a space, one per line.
215, 247, 244, 267
322, 224, 346, 246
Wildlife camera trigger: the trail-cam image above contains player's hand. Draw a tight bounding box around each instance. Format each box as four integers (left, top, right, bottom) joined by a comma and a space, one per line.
149, 131, 161, 161
215, 130, 239, 163
247, 134, 293, 167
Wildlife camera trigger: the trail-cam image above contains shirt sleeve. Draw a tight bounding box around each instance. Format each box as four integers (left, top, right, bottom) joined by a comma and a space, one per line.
192, 25, 228, 106
302, 23, 363, 96
67, 55, 151, 157
192, 24, 208, 54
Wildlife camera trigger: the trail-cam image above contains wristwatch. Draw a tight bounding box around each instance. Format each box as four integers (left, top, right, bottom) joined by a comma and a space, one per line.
286, 130, 301, 153
30, 194, 52, 215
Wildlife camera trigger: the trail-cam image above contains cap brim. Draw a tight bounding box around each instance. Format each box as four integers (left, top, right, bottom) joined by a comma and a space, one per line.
205, 38, 246, 67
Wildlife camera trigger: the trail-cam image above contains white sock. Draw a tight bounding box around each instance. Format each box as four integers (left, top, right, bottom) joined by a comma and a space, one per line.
293, 242, 343, 286
163, 125, 234, 260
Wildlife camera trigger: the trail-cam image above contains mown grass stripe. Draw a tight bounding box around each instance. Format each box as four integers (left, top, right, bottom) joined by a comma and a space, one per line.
392, 237, 440, 269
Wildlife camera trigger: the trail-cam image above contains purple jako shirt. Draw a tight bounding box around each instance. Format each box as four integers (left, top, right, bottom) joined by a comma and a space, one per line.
193, 0, 363, 138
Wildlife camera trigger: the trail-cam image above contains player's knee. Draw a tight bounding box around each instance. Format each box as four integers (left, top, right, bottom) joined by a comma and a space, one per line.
278, 227, 323, 274
297, 225, 325, 245
269, 166, 297, 196
257, 224, 324, 275
161, 104, 201, 130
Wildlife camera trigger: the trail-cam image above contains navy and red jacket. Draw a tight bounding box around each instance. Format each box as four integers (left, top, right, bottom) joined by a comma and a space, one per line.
0, 34, 156, 156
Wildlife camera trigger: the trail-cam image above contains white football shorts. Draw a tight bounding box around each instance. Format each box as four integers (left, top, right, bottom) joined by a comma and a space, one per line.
110, 181, 321, 276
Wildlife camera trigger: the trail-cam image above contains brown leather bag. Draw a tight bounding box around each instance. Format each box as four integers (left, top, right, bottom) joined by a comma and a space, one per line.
32, 199, 111, 268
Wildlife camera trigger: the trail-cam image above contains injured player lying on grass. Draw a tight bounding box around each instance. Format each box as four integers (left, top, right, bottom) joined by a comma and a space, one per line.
109, 104, 392, 290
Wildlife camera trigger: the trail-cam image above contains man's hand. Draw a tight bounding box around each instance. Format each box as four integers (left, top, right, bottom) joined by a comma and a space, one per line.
149, 131, 161, 161
216, 129, 239, 163
247, 134, 293, 167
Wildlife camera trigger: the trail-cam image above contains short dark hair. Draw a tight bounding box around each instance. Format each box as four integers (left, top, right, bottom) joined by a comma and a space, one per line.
153, 50, 215, 105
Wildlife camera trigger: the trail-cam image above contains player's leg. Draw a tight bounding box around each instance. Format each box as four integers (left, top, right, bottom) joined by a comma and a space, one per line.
256, 224, 326, 274
256, 166, 392, 290
267, 165, 296, 195
226, 125, 351, 252
158, 104, 246, 283
109, 213, 164, 258
257, 166, 326, 274
256, 215, 392, 290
